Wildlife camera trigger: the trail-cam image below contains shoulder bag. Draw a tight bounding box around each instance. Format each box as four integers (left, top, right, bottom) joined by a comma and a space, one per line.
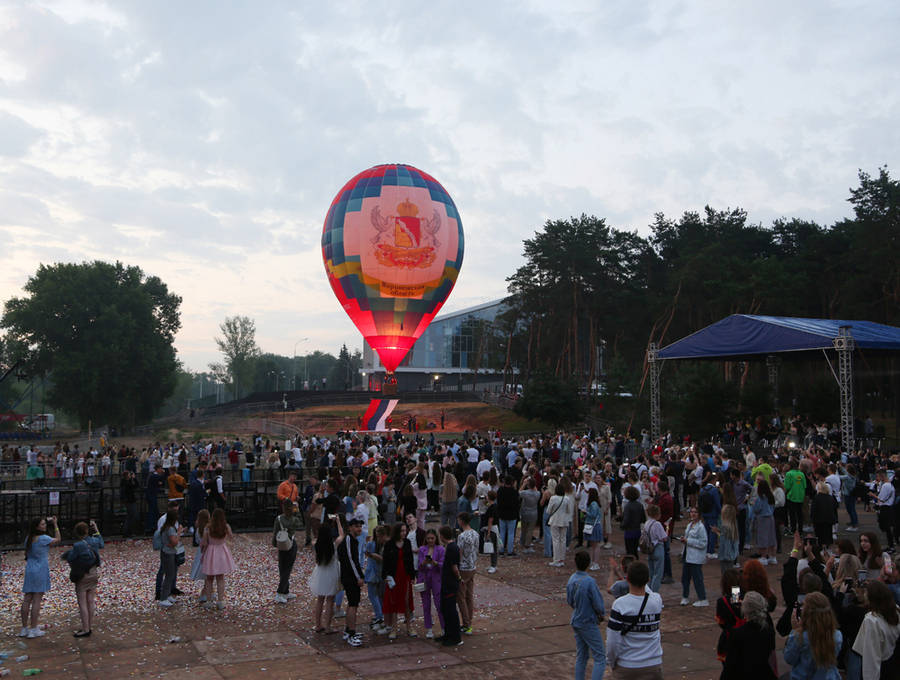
276, 517, 293, 551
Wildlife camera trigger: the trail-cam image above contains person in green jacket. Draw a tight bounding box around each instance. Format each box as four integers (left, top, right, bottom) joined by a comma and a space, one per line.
751, 456, 775, 485
783, 459, 806, 535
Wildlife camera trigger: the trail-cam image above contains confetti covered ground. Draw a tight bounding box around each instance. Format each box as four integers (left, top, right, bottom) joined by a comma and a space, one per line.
2, 507, 875, 680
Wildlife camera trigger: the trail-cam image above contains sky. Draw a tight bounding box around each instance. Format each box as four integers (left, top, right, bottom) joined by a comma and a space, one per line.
0, 0, 897, 373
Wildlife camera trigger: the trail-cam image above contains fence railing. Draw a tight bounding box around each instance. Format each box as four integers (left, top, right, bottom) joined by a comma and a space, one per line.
0, 464, 314, 546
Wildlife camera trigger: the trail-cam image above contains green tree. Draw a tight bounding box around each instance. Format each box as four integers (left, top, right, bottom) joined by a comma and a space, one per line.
513, 366, 587, 428
1, 261, 181, 428
663, 362, 737, 439
209, 316, 259, 399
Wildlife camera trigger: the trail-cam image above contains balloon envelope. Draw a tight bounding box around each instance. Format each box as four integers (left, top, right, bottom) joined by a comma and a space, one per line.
322, 164, 465, 373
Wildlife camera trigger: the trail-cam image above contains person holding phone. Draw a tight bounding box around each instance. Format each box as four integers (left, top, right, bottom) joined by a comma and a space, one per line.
715, 569, 745, 664
62, 520, 104, 637
783, 592, 842, 680
720, 591, 777, 680
21, 516, 61, 638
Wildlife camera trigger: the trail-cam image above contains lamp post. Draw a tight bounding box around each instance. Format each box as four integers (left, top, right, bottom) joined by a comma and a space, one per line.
268, 371, 275, 390
292, 338, 308, 390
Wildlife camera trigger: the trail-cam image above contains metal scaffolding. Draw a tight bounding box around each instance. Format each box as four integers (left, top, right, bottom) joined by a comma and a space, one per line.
648, 343, 661, 442
834, 327, 855, 453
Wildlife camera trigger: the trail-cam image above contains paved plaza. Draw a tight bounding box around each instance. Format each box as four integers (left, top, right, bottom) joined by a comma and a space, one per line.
2, 504, 870, 680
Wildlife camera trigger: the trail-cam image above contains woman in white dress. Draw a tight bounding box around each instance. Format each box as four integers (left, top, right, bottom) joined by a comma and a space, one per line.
310, 518, 345, 634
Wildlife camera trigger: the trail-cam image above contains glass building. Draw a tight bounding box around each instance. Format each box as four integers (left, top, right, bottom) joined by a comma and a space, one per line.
361, 298, 509, 391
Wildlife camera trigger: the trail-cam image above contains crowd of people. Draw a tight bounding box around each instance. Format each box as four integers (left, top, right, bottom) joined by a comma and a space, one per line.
13, 424, 900, 678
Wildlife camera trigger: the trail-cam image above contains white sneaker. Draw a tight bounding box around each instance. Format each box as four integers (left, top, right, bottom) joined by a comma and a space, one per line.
692, 600, 710, 607
487, 567, 497, 574
847, 526, 858, 532
680, 598, 690, 606
743, 544, 751, 550
18, 627, 29, 638
27, 627, 45, 638
768, 557, 778, 565
377, 626, 392, 636
589, 563, 601, 571
334, 610, 346, 619
604, 542, 613, 549
158, 599, 175, 607
426, 629, 434, 639
707, 553, 718, 560
284, 593, 298, 600
275, 594, 288, 604
166, 596, 176, 604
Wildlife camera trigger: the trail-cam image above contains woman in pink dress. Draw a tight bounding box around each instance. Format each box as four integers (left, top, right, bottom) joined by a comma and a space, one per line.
201, 508, 236, 610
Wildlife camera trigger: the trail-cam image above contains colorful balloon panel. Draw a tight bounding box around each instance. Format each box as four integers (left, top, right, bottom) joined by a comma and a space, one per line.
322, 164, 465, 373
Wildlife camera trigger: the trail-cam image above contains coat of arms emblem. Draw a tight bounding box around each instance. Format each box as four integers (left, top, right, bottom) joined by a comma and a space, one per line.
370, 198, 440, 269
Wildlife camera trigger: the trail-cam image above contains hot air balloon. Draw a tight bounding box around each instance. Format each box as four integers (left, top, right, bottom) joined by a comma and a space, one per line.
322, 164, 465, 393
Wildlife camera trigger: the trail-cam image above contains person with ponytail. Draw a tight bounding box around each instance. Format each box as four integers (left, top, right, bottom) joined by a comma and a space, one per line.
783, 591, 842, 680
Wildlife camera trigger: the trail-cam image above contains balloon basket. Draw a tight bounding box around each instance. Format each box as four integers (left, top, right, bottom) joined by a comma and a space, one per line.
382, 383, 398, 396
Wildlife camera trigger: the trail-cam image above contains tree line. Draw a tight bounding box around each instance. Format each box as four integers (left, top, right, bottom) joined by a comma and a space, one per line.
3, 167, 896, 434
475, 167, 900, 434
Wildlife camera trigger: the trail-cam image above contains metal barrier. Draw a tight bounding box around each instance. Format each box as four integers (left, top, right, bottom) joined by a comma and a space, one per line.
0, 466, 311, 546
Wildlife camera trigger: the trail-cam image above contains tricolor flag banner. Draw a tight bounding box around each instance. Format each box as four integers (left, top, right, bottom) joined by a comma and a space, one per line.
361, 399, 399, 431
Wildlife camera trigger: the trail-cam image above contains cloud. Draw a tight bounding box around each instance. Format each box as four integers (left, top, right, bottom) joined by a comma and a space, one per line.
0, 0, 897, 370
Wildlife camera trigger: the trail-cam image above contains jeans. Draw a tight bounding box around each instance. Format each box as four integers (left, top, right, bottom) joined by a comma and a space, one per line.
845, 649, 862, 680
441, 500, 458, 529
159, 551, 177, 600
573, 622, 607, 680
499, 519, 517, 554
277, 540, 297, 594
543, 511, 553, 557
647, 542, 664, 592
145, 494, 160, 532
681, 562, 706, 601
844, 494, 859, 527
367, 583, 383, 620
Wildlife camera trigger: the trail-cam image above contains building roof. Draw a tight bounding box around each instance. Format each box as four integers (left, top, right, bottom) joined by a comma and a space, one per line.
657, 314, 900, 361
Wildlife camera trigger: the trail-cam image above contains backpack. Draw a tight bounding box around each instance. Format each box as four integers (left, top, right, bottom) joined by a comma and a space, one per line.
698, 488, 713, 514
152, 528, 163, 551
639, 520, 655, 555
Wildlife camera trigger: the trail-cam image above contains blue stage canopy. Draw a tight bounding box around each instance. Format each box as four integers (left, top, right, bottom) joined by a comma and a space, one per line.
657, 315, 900, 361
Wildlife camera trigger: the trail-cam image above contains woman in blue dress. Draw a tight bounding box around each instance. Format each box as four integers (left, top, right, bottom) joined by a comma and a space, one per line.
21, 516, 61, 638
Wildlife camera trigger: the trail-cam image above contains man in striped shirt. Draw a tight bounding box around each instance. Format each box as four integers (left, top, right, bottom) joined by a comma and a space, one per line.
606, 561, 664, 679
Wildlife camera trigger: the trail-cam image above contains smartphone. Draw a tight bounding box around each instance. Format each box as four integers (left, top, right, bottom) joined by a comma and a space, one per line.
844, 577, 853, 588
887, 561, 895, 575
328, 514, 337, 520
858, 569, 868, 583
730, 586, 740, 604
